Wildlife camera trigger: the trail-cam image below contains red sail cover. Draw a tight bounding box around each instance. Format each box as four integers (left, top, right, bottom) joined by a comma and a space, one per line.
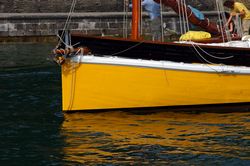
154, 0, 221, 35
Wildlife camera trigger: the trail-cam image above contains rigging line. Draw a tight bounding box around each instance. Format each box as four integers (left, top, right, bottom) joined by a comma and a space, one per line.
177, 0, 183, 35
183, 0, 190, 33
216, 0, 224, 42
63, 0, 77, 33
194, 43, 234, 59
59, 0, 77, 46
221, 1, 232, 41
56, 35, 80, 50
236, 14, 243, 37
184, 1, 189, 32
180, 0, 186, 34
222, 2, 232, 41
125, 4, 129, 38
216, 0, 225, 42
191, 44, 215, 64
67, 0, 77, 36
182, 0, 187, 33
123, 0, 125, 37
160, 0, 164, 41
179, 0, 184, 33
191, 43, 220, 72
67, 0, 77, 45
126, 0, 129, 38
107, 41, 144, 56
73, 48, 81, 56
140, 0, 143, 36
180, 0, 185, 34
216, 0, 232, 42
57, 34, 70, 48
123, 0, 129, 38
72, 42, 80, 47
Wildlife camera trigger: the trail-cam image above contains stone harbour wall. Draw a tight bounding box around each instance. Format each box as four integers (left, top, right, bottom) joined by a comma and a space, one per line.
0, 12, 130, 37
0, 0, 219, 13
2, 0, 247, 40
0, 0, 249, 13
0, 12, 219, 38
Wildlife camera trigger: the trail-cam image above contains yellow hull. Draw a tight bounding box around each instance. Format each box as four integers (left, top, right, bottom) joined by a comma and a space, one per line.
62, 59, 250, 111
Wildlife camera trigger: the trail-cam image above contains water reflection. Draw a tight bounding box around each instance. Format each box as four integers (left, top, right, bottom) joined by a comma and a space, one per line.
61, 111, 250, 165
0, 43, 54, 69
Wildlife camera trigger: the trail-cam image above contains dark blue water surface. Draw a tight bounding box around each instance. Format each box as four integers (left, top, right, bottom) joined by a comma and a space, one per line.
0, 43, 250, 165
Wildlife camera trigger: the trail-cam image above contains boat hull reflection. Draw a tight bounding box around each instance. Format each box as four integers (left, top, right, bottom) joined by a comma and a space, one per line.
61, 112, 250, 164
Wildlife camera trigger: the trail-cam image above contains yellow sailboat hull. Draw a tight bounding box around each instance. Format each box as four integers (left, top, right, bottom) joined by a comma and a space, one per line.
61, 58, 250, 111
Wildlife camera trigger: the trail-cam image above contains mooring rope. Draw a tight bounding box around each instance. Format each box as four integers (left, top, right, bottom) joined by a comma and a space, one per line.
67, 62, 77, 111
57, 0, 77, 48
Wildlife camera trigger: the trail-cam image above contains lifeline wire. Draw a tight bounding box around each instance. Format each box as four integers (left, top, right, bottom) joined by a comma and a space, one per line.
108, 41, 144, 56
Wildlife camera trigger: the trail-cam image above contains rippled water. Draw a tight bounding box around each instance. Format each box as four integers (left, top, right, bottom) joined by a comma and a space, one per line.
0, 43, 250, 165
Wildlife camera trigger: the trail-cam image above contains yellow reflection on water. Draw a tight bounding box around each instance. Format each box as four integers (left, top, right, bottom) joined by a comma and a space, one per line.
61, 111, 250, 164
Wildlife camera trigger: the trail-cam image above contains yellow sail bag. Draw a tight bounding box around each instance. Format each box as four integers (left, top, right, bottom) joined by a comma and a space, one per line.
179, 31, 211, 41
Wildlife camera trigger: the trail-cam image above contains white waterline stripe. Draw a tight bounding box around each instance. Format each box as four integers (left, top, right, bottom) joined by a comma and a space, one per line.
71, 55, 250, 74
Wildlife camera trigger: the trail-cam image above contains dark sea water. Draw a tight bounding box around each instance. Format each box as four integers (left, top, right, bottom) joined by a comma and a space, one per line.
0, 43, 250, 166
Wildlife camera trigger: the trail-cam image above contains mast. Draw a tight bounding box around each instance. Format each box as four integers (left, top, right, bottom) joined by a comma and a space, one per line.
154, 0, 222, 36
131, 0, 141, 40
